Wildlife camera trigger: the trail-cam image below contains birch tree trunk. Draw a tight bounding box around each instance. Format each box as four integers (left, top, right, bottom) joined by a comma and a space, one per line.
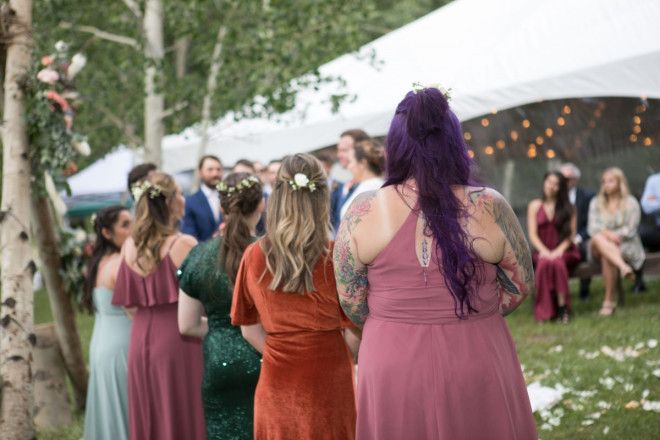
0, 0, 35, 437
144, 0, 164, 167
191, 23, 229, 192
30, 195, 88, 410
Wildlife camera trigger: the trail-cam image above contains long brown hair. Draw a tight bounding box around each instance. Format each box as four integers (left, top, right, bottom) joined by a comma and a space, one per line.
132, 172, 178, 271
262, 154, 331, 293
83, 205, 129, 313
218, 173, 263, 285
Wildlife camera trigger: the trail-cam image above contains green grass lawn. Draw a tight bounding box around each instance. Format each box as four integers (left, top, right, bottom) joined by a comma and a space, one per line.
34, 277, 660, 439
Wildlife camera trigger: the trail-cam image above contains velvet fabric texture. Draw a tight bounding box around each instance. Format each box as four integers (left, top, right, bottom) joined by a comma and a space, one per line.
232, 241, 357, 440
532, 206, 580, 321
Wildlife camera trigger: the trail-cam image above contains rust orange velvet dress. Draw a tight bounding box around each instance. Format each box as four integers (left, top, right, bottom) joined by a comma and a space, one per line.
231, 241, 357, 440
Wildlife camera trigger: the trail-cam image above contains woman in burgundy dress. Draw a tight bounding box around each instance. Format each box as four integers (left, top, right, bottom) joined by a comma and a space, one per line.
527, 171, 580, 323
111, 172, 205, 440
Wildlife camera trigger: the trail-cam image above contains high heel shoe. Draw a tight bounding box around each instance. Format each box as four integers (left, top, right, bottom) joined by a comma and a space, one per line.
598, 300, 617, 317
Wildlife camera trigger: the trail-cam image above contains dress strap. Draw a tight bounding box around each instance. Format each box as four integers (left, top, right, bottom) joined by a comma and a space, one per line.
166, 234, 183, 254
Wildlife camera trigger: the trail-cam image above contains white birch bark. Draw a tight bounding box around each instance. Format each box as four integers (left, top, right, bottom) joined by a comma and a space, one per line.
0, 0, 35, 437
143, 0, 165, 167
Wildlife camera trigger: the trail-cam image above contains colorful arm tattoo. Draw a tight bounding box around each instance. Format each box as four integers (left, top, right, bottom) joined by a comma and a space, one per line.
333, 192, 377, 326
470, 190, 535, 316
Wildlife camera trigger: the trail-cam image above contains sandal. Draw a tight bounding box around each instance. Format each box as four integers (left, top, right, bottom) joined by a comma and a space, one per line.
599, 300, 617, 316
557, 305, 570, 324
620, 265, 635, 281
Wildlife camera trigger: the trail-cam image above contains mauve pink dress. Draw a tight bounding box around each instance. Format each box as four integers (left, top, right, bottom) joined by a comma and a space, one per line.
357, 209, 537, 440
112, 246, 205, 440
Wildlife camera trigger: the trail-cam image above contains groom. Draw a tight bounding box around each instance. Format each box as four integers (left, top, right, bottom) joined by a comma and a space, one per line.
182, 155, 224, 241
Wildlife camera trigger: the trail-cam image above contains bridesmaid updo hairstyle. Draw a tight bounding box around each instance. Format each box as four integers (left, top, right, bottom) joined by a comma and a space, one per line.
263, 153, 331, 293
83, 205, 130, 314
132, 172, 179, 271
354, 139, 385, 176
217, 172, 263, 284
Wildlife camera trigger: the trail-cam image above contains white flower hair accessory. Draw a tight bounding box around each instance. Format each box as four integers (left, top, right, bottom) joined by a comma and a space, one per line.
131, 181, 163, 201
412, 81, 452, 101
216, 175, 260, 197
289, 173, 317, 192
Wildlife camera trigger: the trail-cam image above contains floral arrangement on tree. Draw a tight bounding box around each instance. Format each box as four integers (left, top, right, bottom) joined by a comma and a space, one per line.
25, 40, 91, 195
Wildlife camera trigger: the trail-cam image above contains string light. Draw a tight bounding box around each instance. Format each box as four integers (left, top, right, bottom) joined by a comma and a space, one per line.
629, 134, 638, 142
536, 136, 544, 145
481, 118, 489, 127
633, 116, 641, 124
643, 137, 652, 146
546, 149, 556, 158
468, 150, 475, 158
562, 105, 571, 115
557, 117, 565, 126
545, 128, 553, 137
491, 109, 498, 115
633, 125, 641, 134
522, 119, 530, 128
463, 131, 472, 140
588, 120, 597, 128
484, 146, 494, 155
496, 140, 505, 149
510, 130, 519, 141
527, 144, 537, 158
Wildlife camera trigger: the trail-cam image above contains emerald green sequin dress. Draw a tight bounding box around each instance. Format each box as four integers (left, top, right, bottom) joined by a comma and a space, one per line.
178, 236, 261, 440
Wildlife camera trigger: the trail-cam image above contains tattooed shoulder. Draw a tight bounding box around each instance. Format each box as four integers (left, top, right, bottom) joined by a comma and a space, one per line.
342, 190, 378, 233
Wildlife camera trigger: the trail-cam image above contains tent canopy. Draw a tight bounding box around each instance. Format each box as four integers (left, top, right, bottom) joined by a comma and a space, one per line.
161, 0, 660, 174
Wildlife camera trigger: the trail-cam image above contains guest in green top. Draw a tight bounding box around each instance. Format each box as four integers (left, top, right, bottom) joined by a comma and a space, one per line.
178, 172, 265, 440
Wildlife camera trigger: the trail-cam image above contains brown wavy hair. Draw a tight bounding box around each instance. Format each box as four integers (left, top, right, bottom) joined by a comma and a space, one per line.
218, 172, 263, 285
354, 139, 385, 176
132, 172, 178, 271
262, 154, 331, 293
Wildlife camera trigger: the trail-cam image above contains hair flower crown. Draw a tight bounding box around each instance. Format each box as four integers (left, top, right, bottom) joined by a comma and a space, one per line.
216, 175, 260, 197
289, 173, 317, 192
131, 181, 162, 202
412, 81, 452, 101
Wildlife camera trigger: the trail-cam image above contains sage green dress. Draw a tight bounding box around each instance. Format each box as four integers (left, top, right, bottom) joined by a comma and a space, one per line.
177, 236, 262, 440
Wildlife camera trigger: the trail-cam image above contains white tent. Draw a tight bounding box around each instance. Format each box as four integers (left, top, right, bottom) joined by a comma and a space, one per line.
161, 0, 660, 174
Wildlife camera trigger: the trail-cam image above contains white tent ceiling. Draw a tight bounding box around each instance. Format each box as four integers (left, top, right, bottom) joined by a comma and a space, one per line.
160, 0, 660, 174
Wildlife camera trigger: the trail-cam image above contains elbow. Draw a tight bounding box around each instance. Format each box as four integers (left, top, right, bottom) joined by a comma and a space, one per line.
178, 321, 194, 337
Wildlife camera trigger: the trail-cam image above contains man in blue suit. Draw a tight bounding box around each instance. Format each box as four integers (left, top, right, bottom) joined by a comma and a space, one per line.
182, 155, 224, 241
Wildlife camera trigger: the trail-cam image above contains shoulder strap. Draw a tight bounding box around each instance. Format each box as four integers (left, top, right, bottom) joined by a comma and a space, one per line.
166, 233, 183, 254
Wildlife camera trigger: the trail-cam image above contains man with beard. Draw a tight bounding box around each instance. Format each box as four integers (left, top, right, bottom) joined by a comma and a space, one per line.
182, 155, 224, 241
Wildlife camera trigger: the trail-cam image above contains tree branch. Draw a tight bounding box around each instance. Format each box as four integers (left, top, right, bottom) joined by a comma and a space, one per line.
85, 99, 144, 148
59, 22, 139, 48
121, 0, 143, 18
161, 101, 189, 119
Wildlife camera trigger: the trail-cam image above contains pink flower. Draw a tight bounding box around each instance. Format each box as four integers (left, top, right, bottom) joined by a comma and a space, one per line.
41, 56, 53, 66
37, 68, 59, 84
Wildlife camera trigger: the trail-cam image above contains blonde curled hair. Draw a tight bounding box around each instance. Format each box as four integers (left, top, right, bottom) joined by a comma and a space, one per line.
262, 154, 331, 293
596, 167, 631, 215
132, 172, 178, 271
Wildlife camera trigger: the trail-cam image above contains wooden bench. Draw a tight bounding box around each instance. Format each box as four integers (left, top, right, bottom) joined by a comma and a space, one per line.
569, 251, 660, 307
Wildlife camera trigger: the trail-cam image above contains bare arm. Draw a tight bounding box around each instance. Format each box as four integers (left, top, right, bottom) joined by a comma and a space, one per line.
178, 289, 208, 339
343, 327, 362, 363
240, 323, 267, 354
333, 192, 377, 327
485, 191, 535, 315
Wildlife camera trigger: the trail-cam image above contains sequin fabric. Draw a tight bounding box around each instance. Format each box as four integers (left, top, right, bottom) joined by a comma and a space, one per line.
178, 236, 261, 440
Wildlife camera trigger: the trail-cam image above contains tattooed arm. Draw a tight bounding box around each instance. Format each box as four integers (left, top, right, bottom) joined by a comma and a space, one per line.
472, 189, 535, 316
333, 191, 377, 327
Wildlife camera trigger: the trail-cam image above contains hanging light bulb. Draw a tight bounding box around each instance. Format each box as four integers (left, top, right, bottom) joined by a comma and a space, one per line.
557, 117, 565, 126
496, 140, 505, 149
536, 136, 544, 145
463, 131, 472, 140
545, 128, 554, 137
546, 149, 556, 158
484, 146, 494, 155
510, 130, 519, 141
468, 150, 475, 158
481, 118, 489, 127
522, 119, 531, 128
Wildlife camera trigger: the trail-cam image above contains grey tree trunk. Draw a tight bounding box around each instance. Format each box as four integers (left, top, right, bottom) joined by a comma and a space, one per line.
30, 195, 89, 410
0, 0, 35, 437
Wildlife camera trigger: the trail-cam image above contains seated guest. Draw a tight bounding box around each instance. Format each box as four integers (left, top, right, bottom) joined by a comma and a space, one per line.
636, 171, 660, 292
588, 167, 645, 316
527, 172, 580, 323
559, 162, 595, 300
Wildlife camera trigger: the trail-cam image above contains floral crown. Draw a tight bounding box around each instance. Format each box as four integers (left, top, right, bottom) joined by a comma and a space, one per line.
131, 181, 163, 202
288, 173, 317, 192
412, 81, 452, 101
216, 175, 260, 197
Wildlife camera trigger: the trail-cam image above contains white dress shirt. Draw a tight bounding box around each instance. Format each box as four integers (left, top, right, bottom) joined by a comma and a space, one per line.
200, 184, 221, 223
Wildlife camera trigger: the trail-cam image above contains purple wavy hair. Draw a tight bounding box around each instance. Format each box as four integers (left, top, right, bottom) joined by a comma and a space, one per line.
384, 88, 481, 318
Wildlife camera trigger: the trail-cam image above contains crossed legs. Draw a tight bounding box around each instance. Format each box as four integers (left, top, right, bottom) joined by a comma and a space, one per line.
590, 231, 634, 315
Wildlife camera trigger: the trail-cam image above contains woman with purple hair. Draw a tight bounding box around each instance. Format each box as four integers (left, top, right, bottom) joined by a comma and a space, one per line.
334, 85, 537, 439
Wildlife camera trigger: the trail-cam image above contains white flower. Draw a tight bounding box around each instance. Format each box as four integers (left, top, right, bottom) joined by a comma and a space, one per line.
74, 229, 87, 242
294, 173, 309, 188
68, 53, 87, 79
54, 40, 69, 53
73, 140, 91, 156
37, 68, 59, 84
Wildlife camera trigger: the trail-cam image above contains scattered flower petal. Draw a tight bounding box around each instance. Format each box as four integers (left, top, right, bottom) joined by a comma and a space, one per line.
625, 400, 640, 409
581, 420, 594, 426
603, 426, 610, 435
642, 400, 660, 412
548, 345, 563, 353
648, 339, 658, 349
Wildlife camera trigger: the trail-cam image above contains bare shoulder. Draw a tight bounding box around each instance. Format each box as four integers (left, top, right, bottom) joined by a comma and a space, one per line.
169, 233, 198, 267
342, 189, 380, 232
175, 233, 198, 251
527, 198, 542, 211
